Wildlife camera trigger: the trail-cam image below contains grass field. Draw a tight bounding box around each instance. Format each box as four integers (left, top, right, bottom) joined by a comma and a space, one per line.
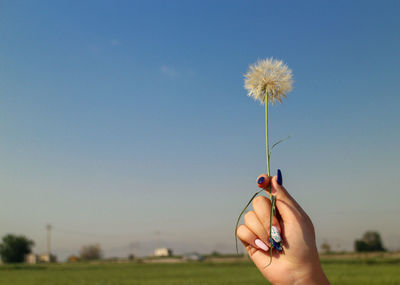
0, 258, 399, 285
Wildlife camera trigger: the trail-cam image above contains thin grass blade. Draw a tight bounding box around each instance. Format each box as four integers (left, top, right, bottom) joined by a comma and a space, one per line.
235, 189, 264, 255
269, 136, 291, 157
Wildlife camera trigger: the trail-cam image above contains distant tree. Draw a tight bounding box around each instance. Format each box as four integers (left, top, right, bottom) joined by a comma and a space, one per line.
320, 241, 331, 254
354, 231, 385, 252
0, 234, 34, 263
79, 244, 103, 260
210, 251, 221, 257
355, 240, 368, 252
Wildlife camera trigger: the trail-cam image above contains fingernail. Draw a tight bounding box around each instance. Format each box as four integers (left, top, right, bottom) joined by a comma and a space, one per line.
257, 175, 269, 189
277, 169, 282, 186
255, 239, 269, 252
269, 238, 283, 251
271, 226, 282, 243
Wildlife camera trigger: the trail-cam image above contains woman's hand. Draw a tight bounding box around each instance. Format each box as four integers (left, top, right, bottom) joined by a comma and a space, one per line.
236, 170, 330, 285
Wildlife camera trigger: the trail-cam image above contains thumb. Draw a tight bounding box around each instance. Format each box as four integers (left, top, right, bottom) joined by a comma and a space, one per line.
270, 169, 307, 222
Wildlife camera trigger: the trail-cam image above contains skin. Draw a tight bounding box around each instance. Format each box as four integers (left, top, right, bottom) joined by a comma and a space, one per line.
236, 174, 330, 285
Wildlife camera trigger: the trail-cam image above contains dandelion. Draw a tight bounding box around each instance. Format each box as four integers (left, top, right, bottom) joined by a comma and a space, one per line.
244, 58, 293, 104
236, 58, 293, 266
244, 58, 293, 175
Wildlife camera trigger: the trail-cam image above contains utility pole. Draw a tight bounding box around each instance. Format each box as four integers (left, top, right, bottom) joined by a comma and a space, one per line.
46, 224, 52, 255
128, 241, 140, 260
155, 231, 161, 248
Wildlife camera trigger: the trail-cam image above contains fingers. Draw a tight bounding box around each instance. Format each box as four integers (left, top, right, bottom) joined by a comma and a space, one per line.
236, 225, 271, 270
256, 170, 309, 224
238, 206, 283, 253
269, 170, 307, 221
257, 171, 296, 208
236, 224, 269, 252
252, 196, 281, 236
244, 211, 269, 244
256, 171, 301, 219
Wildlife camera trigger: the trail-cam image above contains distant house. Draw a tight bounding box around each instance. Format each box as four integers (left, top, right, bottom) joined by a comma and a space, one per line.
26, 253, 38, 264
39, 254, 57, 263
154, 248, 173, 257
182, 252, 204, 261
25, 253, 57, 264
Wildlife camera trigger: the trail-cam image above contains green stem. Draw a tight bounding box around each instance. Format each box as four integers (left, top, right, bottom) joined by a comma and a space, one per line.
265, 102, 270, 177
265, 99, 274, 266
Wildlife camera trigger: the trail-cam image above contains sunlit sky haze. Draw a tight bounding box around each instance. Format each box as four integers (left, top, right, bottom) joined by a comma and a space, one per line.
1, 0, 399, 259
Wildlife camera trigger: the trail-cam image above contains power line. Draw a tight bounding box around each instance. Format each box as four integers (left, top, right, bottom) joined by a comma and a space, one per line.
46, 224, 52, 255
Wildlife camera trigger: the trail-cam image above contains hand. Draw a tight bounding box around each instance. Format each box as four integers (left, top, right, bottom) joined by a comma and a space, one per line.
236, 170, 330, 285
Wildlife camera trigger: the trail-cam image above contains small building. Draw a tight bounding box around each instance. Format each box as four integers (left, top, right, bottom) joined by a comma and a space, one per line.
25, 253, 57, 264
182, 252, 204, 261
26, 253, 38, 264
38, 254, 57, 263
154, 248, 173, 257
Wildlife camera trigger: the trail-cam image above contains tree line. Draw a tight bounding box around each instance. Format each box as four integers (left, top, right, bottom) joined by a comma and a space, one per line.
0, 234, 102, 263
0, 230, 388, 263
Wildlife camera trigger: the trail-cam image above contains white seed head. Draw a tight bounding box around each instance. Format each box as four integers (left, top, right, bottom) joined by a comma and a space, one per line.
244, 58, 293, 104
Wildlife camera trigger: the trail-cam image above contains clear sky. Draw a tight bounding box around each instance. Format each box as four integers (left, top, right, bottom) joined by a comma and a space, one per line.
1, 0, 399, 259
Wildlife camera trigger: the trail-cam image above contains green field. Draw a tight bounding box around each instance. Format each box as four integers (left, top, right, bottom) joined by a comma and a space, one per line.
0, 259, 399, 285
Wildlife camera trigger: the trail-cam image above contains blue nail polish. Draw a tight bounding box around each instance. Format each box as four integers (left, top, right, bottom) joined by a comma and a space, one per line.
270, 238, 283, 251
277, 169, 282, 186
258, 177, 265, 184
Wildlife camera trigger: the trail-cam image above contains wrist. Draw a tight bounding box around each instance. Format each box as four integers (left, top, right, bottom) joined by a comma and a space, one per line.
293, 264, 330, 285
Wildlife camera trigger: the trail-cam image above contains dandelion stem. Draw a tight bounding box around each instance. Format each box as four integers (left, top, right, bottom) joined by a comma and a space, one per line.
265, 101, 270, 177
265, 97, 274, 265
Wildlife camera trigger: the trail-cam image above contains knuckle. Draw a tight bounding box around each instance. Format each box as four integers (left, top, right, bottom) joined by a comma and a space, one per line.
253, 195, 268, 209
236, 224, 246, 234
247, 246, 257, 257
244, 211, 255, 223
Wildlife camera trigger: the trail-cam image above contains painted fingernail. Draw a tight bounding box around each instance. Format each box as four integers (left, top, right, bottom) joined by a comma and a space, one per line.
255, 239, 269, 252
269, 238, 283, 251
271, 226, 282, 243
277, 169, 282, 186
257, 174, 269, 189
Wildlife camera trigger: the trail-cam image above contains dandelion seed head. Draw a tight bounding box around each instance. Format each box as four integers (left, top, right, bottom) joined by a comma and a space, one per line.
244, 58, 293, 104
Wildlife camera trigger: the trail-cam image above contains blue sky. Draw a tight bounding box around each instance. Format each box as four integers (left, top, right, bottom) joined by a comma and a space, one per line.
1, 0, 399, 259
